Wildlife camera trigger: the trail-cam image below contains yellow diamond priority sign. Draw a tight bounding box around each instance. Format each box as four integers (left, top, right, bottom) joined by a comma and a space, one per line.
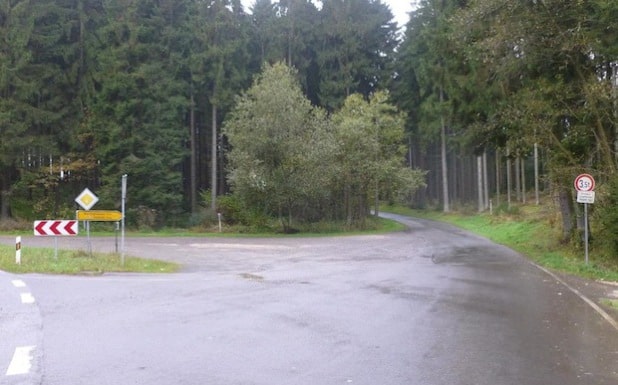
75, 188, 99, 210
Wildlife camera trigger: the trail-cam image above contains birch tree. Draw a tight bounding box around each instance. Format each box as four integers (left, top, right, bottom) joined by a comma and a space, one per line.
224, 62, 333, 231
331, 91, 426, 224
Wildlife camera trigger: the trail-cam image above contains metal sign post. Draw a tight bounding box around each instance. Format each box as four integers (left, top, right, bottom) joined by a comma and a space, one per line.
33, 220, 79, 259
75, 188, 99, 256
584, 202, 589, 265
574, 174, 596, 265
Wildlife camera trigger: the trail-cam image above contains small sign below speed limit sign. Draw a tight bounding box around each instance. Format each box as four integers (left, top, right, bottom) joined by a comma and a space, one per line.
574, 173, 595, 192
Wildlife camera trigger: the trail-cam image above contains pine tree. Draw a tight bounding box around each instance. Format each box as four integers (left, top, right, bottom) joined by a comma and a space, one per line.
88, 0, 189, 225
316, 0, 398, 110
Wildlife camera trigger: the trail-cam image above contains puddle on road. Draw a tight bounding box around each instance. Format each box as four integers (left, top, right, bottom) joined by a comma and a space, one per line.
239, 273, 264, 281
367, 283, 435, 302
238, 273, 312, 286
430, 246, 510, 266
191, 243, 292, 250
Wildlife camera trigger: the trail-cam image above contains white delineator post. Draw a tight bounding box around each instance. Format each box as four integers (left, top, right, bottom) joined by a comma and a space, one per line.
15, 236, 21, 265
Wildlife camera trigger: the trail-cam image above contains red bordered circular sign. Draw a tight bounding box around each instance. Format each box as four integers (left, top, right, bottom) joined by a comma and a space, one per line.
574, 173, 595, 192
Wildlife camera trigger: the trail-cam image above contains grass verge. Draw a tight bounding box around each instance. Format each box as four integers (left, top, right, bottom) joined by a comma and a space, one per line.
0, 217, 402, 274
5, 216, 406, 238
0, 245, 179, 275
384, 204, 618, 283
600, 298, 618, 311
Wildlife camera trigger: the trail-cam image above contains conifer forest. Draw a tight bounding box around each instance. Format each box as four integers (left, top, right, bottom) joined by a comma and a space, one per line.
2, 0, 618, 249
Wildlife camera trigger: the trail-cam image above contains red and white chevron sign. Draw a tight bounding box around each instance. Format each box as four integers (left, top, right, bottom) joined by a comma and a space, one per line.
33, 220, 79, 236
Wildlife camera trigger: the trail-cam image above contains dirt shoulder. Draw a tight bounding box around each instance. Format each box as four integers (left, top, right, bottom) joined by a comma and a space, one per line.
554, 271, 618, 327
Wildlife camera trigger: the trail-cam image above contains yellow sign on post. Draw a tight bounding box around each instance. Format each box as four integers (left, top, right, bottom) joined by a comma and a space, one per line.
76, 210, 123, 222
75, 188, 99, 210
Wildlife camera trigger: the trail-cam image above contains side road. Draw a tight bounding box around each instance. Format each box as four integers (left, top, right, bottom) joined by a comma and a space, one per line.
0, 209, 617, 333
380, 213, 618, 333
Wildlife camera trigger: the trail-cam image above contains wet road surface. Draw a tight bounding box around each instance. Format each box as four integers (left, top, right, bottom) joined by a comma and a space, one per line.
1, 214, 617, 384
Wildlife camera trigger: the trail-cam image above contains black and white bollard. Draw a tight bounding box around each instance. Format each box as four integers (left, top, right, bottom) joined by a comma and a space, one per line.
15, 236, 21, 265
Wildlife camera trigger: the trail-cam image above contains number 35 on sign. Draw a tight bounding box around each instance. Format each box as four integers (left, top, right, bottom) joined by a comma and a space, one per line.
574, 173, 595, 204
574, 173, 595, 192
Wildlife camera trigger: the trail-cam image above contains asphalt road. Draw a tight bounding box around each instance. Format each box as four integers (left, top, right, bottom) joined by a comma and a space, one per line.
1, 214, 617, 385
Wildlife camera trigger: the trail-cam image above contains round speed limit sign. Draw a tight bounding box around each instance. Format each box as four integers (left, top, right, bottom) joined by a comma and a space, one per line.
574, 173, 595, 192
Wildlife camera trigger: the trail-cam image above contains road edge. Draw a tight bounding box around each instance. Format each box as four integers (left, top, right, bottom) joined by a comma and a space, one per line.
532, 262, 618, 332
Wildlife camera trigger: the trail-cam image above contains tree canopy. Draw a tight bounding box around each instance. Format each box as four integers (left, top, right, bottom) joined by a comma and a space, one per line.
3, 0, 618, 250
0, 0, 402, 227
395, 0, 618, 244
224, 62, 424, 230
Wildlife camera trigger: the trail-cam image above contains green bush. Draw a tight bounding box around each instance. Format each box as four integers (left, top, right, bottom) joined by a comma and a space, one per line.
594, 174, 618, 260
215, 194, 247, 225
492, 202, 521, 216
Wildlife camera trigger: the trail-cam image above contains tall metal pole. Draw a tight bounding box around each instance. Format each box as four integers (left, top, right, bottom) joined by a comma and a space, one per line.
121, 174, 127, 265
86, 221, 91, 256
611, 61, 618, 164
483, 150, 489, 210
477, 155, 483, 212
534, 143, 540, 205
584, 202, 589, 265
506, 146, 512, 208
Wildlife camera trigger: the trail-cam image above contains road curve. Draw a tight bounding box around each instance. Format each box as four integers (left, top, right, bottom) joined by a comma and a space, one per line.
1, 214, 617, 385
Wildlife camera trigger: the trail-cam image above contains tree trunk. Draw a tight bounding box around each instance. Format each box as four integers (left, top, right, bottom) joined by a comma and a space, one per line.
520, 157, 526, 204
557, 187, 575, 243
1, 190, 10, 220
345, 183, 352, 226
189, 91, 197, 212
374, 178, 379, 217
287, 2, 294, 67
0, 173, 11, 220
440, 87, 449, 212
515, 155, 521, 202
211, 105, 218, 211
77, 0, 85, 92
612, 62, 618, 165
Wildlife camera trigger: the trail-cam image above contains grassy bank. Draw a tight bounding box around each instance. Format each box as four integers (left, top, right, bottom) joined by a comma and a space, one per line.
0, 217, 403, 274
2, 216, 406, 238
384, 204, 618, 283
0, 245, 179, 275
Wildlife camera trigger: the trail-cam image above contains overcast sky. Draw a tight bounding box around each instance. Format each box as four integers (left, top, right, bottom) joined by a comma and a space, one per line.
240, 1, 416, 31
384, 0, 415, 29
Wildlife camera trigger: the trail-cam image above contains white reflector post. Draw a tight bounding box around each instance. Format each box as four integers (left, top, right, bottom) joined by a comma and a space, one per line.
15, 236, 21, 265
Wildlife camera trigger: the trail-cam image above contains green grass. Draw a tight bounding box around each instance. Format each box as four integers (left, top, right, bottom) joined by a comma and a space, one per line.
384, 204, 618, 282
600, 298, 618, 310
0, 217, 404, 274
0, 244, 179, 275
73, 216, 407, 237
290, 216, 407, 236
